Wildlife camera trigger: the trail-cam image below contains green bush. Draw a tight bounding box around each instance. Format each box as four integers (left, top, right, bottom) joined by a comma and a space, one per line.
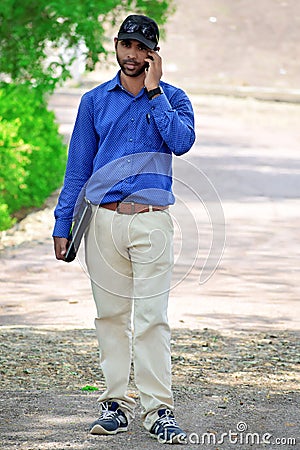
0, 83, 66, 230
0, 118, 30, 229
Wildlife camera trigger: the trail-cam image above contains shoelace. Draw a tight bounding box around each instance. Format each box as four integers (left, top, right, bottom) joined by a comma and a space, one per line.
157, 410, 180, 429
99, 406, 118, 421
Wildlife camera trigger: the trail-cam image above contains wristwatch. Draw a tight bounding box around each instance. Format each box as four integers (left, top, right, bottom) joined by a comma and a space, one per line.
146, 86, 163, 100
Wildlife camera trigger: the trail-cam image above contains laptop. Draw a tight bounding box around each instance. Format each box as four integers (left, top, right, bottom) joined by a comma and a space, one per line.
65, 198, 93, 262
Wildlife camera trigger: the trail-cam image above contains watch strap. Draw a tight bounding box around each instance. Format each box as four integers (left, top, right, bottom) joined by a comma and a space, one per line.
146, 86, 163, 100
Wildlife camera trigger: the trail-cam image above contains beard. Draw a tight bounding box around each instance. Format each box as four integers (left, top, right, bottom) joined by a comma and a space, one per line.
116, 53, 148, 78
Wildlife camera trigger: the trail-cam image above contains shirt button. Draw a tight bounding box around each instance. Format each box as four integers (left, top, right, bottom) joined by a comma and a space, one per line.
151, 106, 155, 110
131, 118, 134, 122
127, 159, 131, 163
129, 138, 133, 142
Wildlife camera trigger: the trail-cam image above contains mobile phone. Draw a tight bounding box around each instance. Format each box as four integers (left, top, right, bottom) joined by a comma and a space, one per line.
145, 55, 154, 70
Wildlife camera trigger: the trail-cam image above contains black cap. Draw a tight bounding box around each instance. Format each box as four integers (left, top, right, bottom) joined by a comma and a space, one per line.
118, 15, 159, 50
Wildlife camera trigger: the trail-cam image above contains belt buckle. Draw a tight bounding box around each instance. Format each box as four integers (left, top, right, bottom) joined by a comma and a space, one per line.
117, 201, 135, 214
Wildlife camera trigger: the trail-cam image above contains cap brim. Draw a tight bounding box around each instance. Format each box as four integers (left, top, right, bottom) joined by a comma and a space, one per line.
118, 32, 157, 50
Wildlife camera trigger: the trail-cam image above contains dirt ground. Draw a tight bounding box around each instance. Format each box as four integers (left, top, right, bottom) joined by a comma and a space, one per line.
1, 1, 300, 448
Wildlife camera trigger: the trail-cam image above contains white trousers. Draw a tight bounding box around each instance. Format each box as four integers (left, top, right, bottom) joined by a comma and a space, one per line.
85, 206, 174, 430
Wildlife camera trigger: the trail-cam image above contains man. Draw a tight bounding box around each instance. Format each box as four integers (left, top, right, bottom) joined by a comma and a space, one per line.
53, 14, 195, 444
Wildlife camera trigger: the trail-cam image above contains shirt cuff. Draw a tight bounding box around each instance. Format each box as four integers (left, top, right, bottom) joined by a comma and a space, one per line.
52, 219, 72, 239
148, 90, 172, 116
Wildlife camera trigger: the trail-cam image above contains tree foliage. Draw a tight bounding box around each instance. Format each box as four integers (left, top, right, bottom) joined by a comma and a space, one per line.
0, 0, 174, 91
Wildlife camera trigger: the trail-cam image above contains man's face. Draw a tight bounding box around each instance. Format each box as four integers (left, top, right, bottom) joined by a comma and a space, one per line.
115, 39, 151, 77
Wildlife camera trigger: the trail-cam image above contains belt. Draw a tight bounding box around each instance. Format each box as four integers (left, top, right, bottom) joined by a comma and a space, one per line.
100, 202, 168, 215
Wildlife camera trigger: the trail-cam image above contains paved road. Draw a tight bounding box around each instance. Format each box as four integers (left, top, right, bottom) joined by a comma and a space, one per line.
1, 90, 300, 333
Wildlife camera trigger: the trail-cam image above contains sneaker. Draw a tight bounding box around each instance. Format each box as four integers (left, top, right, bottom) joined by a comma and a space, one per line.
149, 408, 187, 444
90, 401, 128, 435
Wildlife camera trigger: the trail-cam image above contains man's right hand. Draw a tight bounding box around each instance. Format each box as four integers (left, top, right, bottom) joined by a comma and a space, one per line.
53, 237, 69, 260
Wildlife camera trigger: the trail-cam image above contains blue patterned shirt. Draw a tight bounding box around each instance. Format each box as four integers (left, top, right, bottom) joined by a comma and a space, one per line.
53, 71, 195, 238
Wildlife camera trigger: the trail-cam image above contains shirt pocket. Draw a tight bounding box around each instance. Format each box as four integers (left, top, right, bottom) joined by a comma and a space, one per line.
140, 112, 163, 150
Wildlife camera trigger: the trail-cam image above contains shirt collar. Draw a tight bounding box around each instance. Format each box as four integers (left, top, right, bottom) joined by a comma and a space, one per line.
107, 71, 123, 91
107, 71, 146, 99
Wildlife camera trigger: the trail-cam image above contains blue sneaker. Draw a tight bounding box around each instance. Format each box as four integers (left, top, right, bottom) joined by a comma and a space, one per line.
150, 409, 187, 444
90, 401, 128, 435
